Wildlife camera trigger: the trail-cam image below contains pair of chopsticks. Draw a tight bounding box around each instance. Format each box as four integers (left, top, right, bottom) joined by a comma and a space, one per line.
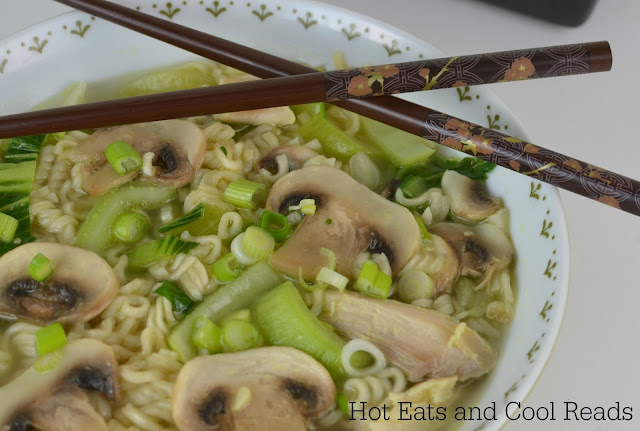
2, 0, 638, 216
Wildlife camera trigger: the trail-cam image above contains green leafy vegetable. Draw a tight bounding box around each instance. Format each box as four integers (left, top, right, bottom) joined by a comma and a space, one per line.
0, 135, 44, 255
126, 236, 198, 270
154, 281, 194, 314
396, 157, 496, 201
157, 203, 232, 236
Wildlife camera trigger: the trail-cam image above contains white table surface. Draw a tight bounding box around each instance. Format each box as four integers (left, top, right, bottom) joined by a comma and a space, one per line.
2, 1, 639, 430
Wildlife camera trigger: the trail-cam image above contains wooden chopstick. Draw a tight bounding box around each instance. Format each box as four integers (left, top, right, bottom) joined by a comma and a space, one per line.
32, 1, 637, 215
0, 42, 612, 138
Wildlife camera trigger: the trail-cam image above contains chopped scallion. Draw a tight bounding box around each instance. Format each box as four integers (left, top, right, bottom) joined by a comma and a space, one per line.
288, 198, 316, 215
105, 141, 143, 175
28, 253, 54, 282
259, 210, 291, 242
154, 281, 194, 314
241, 226, 275, 260
211, 252, 243, 282
356, 260, 392, 299
222, 178, 266, 209
0, 212, 18, 243
316, 267, 348, 291
111, 212, 149, 244
221, 319, 260, 352
36, 322, 67, 356
191, 316, 223, 354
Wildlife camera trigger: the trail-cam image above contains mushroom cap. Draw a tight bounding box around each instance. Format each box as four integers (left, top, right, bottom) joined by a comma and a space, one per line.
0, 338, 119, 430
320, 290, 497, 382
172, 346, 336, 431
429, 222, 514, 290
266, 166, 421, 280
257, 145, 319, 173
0, 242, 119, 325
441, 170, 500, 222
68, 120, 206, 196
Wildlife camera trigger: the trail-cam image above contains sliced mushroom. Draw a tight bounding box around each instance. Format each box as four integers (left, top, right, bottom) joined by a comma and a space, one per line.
441, 170, 500, 222
214, 75, 295, 126
257, 145, 319, 174
266, 166, 421, 280
0, 242, 119, 325
0, 338, 119, 431
67, 119, 206, 196
429, 222, 514, 290
320, 290, 497, 382
172, 346, 335, 431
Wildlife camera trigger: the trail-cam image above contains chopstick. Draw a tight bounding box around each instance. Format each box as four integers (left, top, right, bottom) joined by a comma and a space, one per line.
0, 40, 612, 137
39, 0, 637, 216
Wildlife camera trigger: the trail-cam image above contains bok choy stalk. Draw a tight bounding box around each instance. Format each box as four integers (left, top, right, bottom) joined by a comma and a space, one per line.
252, 281, 348, 381
0, 135, 44, 255
168, 261, 282, 362
76, 183, 176, 256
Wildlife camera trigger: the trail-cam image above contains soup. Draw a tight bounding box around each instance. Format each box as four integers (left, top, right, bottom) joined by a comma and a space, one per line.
0, 61, 516, 431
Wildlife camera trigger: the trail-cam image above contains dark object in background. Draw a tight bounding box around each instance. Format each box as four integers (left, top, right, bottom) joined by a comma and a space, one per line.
477, 0, 598, 26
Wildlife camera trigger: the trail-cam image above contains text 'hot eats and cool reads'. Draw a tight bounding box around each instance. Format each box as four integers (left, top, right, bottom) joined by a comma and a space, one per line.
349, 401, 633, 422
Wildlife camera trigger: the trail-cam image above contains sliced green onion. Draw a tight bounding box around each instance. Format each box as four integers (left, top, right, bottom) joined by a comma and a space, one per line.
241, 226, 275, 260
320, 248, 337, 271
316, 267, 348, 291
105, 141, 143, 175
301, 202, 316, 215
222, 178, 266, 209
413, 213, 431, 240
28, 253, 54, 282
259, 210, 291, 242
0, 212, 18, 243
211, 252, 243, 282
288, 198, 316, 215
111, 212, 149, 244
191, 316, 223, 354
356, 260, 392, 299
126, 236, 198, 270
154, 281, 194, 314
398, 270, 434, 303
221, 319, 260, 352
36, 322, 67, 356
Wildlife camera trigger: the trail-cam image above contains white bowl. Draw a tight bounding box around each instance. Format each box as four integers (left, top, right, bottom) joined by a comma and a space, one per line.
0, 1, 569, 429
